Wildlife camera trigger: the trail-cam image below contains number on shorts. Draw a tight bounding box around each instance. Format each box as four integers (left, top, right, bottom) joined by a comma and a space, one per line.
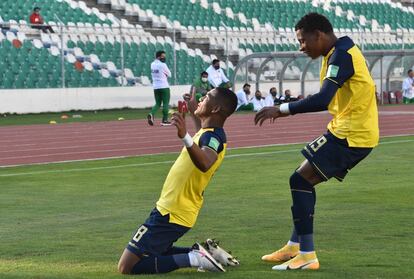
309, 135, 327, 152
132, 225, 148, 243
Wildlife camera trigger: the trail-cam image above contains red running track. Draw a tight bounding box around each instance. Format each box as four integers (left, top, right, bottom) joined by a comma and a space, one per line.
0, 105, 413, 167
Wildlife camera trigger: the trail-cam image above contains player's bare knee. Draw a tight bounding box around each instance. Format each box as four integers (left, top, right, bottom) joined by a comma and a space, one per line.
117, 260, 132, 275
295, 161, 322, 185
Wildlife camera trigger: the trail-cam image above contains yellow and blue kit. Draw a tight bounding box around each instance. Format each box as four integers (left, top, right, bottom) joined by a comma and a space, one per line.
289, 36, 379, 180
127, 127, 227, 257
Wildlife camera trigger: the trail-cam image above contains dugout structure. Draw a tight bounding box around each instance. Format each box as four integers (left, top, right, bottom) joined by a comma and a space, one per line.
232, 50, 414, 104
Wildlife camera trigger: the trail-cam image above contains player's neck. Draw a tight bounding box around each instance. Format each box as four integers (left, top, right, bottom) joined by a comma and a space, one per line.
200, 116, 224, 129
322, 34, 338, 56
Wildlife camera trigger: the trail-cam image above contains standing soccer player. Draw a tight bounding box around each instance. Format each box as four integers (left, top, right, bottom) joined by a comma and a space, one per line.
148, 51, 172, 126
255, 13, 379, 270
118, 88, 239, 274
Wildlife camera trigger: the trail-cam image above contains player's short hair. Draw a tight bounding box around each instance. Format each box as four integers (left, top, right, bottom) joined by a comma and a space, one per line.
408, 69, 413, 74
200, 71, 208, 76
212, 59, 220, 65
155, 51, 165, 58
214, 87, 237, 117
33, 7, 41, 11
243, 83, 251, 88
295, 13, 333, 34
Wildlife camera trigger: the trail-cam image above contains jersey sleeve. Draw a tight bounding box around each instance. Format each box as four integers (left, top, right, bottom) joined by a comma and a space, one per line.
198, 131, 224, 154
324, 50, 355, 87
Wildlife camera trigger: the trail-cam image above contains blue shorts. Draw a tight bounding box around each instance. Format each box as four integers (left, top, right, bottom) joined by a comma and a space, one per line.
301, 131, 372, 182
126, 208, 190, 257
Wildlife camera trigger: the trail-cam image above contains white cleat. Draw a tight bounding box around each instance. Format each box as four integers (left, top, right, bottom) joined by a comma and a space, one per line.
204, 239, 240, 266
190, 243, 226, 272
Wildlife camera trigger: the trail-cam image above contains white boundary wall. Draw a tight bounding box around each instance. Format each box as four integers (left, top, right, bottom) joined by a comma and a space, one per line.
0, 79, 385, 114
0, 84, 274, 114
0, 82, 306, 114
0, 85, 190, 114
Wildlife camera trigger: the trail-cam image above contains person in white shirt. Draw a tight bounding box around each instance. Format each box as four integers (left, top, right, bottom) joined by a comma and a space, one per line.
205, 59, 231, 88
236, 83, 253, 111
402, 69, 414, 104
264, 87, 278, 107
251, 90, 266, 112
148, 51, 172, 126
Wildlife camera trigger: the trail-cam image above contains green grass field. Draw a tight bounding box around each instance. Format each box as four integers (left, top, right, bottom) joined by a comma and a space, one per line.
0, 109, 257, 126
1, 136, 413, 279
0, 109, 152, 126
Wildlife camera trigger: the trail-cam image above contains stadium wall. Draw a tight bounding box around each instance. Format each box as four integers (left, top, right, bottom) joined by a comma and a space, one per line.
0, 83, 283, 114
0, 79, 389, 114
0, 86, 187, 114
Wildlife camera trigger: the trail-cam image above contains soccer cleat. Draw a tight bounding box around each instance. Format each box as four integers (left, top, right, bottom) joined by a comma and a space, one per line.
272, 252, 319, 271
190, 243, 226, 272
147, 113, 154, 126
261, 244, 299, 262
161, 120, 172, 126
203, 239, 240, 266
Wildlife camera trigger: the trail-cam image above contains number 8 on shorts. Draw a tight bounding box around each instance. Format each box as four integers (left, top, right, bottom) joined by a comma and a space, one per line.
132, 225, 148, 243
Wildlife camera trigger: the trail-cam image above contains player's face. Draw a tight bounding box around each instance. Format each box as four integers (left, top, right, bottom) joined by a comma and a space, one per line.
194, 89, 217, 117
296, 29, 323, 59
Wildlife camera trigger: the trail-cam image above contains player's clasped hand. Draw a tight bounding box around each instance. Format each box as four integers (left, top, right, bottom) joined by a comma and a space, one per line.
171, 112, 187, 138
254, 106, 286, 126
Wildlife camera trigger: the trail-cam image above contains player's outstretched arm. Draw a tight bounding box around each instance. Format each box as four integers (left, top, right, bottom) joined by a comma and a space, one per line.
254, 106, 288, 126
255, 79, 340, 127
171, 112, 217, 172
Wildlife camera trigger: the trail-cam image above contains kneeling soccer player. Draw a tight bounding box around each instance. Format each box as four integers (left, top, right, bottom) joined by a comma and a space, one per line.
255, 13, 379, 270
118, 88, 239, 274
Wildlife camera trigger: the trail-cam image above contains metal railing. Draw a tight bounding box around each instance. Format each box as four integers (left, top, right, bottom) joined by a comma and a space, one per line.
232, 50, 414, 104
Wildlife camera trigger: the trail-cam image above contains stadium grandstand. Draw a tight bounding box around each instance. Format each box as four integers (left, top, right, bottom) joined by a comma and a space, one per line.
0, 0, 413, 111
1, 2, 414, 278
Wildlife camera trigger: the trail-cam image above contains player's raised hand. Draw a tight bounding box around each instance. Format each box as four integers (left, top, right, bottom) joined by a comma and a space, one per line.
254, 106, 285, 126
171, 112, 187, 138
187, 87, 198, 115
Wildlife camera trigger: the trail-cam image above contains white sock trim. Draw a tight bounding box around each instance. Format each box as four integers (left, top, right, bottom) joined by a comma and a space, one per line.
287, 240, 299, 246
299, 250, 315, 254
188, 251, 199, 267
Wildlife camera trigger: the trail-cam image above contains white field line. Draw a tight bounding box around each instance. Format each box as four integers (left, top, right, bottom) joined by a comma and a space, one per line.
0, 138, 413, 177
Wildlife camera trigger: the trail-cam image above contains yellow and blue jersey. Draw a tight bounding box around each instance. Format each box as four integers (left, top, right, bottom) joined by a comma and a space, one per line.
156, 128, 227, 228
321, 36, 379, 147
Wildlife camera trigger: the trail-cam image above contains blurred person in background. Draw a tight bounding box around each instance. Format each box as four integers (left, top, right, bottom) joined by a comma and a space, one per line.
236, 83, 253, 111
402, 69, 414, 104
29, 7, 54, 33
251, 90, 265, 112
206, 59, 232, 89
265, 87, 278, 106
148, 50, 172, 126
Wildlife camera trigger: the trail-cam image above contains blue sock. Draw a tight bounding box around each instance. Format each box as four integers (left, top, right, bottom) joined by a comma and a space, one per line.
289, 172, 316, 252
131, 255, 180, 274
290, 229, 299, 243
172, 254, 191, 268
299, 234, 314, 252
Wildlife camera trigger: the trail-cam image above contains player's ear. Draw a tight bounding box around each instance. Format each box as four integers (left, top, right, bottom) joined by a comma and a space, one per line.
315, 30, 325, 42
211, 105, 221, 114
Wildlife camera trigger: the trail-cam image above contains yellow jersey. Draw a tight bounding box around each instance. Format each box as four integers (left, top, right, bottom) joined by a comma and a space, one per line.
156, 128, 227, 227
321, 36, 379, 147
